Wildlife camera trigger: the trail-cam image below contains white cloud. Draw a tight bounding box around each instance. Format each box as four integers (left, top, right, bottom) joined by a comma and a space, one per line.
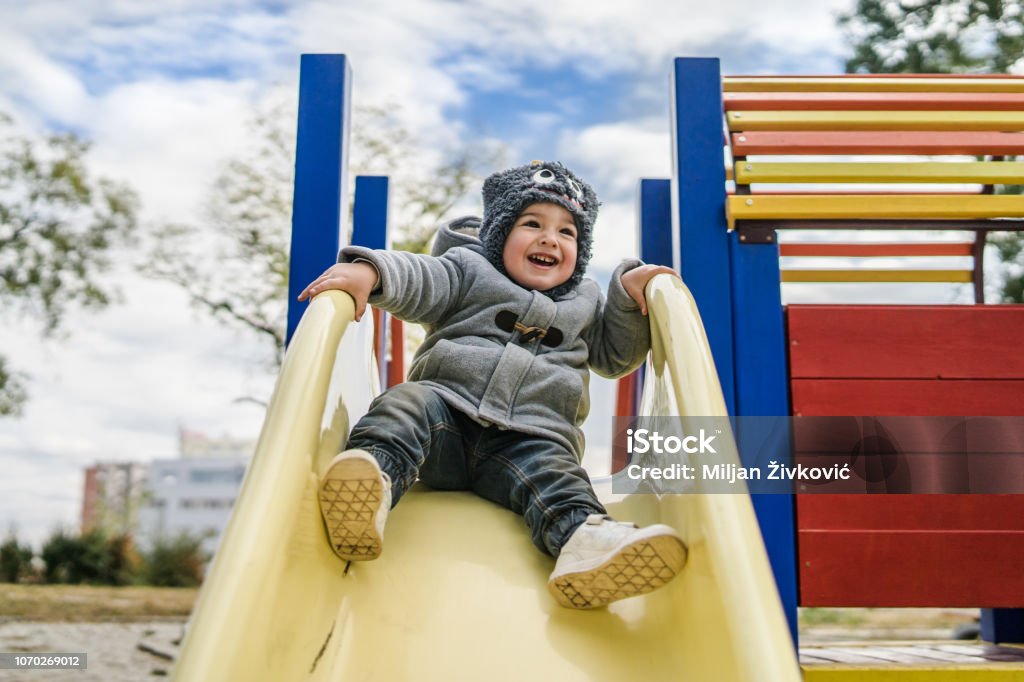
88, 78, 263, 222
560, 118, 671, 201
0, 30, 90, 127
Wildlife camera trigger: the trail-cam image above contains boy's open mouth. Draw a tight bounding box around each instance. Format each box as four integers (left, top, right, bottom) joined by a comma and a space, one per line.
528, 253, 559, 268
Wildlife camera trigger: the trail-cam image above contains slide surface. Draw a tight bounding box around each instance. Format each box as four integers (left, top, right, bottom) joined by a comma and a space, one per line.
172, 276, 800, 681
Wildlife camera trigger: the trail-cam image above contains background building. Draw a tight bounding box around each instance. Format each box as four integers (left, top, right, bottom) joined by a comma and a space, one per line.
81, 461, 149, 536
82, 428, 254, 558
136, 456, 249, 557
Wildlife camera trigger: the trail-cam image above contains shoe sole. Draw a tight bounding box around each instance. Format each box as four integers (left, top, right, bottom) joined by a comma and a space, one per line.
318, 453, 385, 561
548, 533, 687, 609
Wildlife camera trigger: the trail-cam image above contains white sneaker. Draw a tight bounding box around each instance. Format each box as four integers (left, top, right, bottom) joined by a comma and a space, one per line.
318, 449, 392, 561
547, 514, 687, 609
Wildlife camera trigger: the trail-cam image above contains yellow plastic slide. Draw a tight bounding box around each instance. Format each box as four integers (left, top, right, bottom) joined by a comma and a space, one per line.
172, 276, 800, 681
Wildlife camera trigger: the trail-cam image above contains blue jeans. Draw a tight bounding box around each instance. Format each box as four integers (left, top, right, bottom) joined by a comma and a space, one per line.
346, 382, 607, 556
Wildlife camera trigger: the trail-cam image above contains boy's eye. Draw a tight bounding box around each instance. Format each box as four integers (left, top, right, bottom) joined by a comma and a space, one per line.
523, 220, 540, 228
561, 228, 577, 238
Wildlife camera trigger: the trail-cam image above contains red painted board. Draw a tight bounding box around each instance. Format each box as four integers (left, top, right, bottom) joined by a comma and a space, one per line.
611, 372, 638, 472
727, 74, 1024, 79
387, 316, 405, 388
791, 379, 1024, 417
787, 305, 1024, 381
798, 495, 1024, 531
732, 130, 1024, 155
798, 528, 1024, 607
724, 91, 1024, 111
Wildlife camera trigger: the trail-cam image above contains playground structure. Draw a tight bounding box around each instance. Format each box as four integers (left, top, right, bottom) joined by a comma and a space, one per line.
171, 55, 1024, 680
660, 63, 1024, 678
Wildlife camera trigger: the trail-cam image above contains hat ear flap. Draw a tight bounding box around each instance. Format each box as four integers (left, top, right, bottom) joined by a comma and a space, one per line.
482, 171, 507, 208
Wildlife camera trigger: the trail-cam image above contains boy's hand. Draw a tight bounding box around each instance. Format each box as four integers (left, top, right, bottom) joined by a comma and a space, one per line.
621, 264, 680, 316
297, 262, 379, 321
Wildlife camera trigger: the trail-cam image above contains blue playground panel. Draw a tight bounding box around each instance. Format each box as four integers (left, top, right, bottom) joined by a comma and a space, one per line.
287, 54, 353, 345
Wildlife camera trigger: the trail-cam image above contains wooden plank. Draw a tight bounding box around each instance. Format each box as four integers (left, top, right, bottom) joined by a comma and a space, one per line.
807, 648, 902, 664
724, 91, 1024, 111
803, 667, 1024, 680
731, 130, 1024, 155
727, 110, 1024, 132
722, 76, 1024, 93
886, 646, 992, 663
798, 528, 1024, 607
929, 643, 1022, 658
744, 218, 1024, 232
787, 306, 1024, 381
851, 648, 940, 664
735, 161, 1024, 184
780, 243, 974, 257
726, 194, 1024, 228
798, 653, 842, 665
736, 189, 989, 196
797, 496, 1024, 532
782, 269, 972, 283
791, 379, 1024, 416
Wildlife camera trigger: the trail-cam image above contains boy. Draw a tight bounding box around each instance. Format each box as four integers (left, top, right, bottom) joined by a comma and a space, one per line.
298, 161, 686, 609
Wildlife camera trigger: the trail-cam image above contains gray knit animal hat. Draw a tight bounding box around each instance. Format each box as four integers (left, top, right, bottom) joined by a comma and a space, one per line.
479, 160, 600, 298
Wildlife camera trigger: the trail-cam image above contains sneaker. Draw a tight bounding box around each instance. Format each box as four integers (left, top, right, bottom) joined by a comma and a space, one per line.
318, 449, 391, 561
547, 514, 687, 609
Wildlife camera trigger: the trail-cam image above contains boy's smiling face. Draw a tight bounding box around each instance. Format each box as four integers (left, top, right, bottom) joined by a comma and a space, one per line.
502, 202, 578, 292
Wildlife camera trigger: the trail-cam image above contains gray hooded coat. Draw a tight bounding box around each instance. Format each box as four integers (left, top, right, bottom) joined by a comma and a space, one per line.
340, 217, 651, 459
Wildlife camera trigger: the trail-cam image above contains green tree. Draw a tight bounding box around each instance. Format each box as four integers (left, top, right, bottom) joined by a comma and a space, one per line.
0, 113, 140, 415
839, 0, 1024, 302
145, 101, 505, 371
141, 532, 209, 587
0, 533, 34, 583
40, 528, 139, 585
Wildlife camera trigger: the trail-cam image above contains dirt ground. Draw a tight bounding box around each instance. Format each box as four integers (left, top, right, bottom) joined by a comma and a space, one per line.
0, 585, 982, 680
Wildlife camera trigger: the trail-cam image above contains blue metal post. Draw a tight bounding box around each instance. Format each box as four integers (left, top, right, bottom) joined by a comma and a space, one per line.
634, 178, 674, 413
351, 176, 390, 250
672, 57, 798, 644
286, 54, 352, 345
671, 57, 735, 412
352, 175, 391, 386
639, 179, 673, 267
982, 609, 1024, 644
730, 231, 799, 645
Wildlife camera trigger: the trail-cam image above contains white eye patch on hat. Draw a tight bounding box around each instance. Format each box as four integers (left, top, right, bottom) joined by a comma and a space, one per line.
530, 167, 585, 210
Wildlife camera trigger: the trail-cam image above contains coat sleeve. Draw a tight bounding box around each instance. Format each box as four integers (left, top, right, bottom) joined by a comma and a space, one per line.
582, 259, 652, 379
339, 245, 464, 325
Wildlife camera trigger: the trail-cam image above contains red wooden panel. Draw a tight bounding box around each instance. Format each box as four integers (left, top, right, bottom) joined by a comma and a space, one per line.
791, 379, 1024, 417
799, 528, 1024, 607
732, 130, 1024, 155
724, 91, 1024, 112
798, 495, 1024, 531
728, 74, 1024, 79
787, 305, 1024, 381
372, 307, 384, 374
611, 372, 638, 473
387, 316, 405, 387
780, 243, 973, 257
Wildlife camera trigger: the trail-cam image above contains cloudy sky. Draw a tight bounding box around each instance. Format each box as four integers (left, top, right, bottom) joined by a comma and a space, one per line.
1, 0, 980, 548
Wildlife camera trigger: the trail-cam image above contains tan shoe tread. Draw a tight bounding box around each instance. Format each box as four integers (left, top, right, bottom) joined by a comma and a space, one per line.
318, 456, 384, 561
548, 534, 687, 609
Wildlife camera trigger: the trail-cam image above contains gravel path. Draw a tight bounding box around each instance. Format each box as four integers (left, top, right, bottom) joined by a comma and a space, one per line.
0, 621, 184, 681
